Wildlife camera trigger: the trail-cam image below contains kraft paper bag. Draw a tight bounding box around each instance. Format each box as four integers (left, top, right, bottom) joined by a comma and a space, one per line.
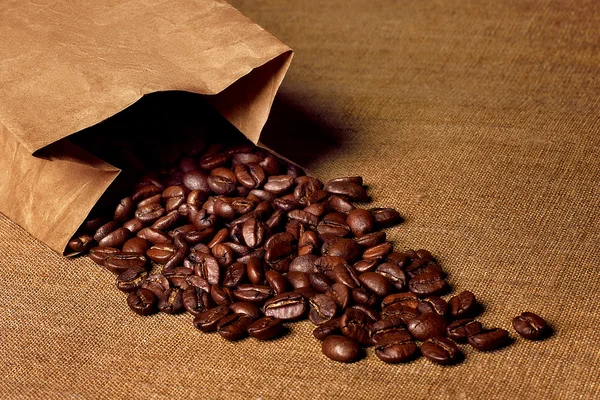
0, 0, 293, 254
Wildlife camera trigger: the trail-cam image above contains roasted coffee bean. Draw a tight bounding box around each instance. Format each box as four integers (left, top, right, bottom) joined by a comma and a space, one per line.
264, 175, 295, 195
355, 231, 386, 248
449, 290, 478, 319
288, 210, 319, 228
313, 317, 342, 340
98, 227, 130, 248
232, 152, 262, 165
408, 272, 449, 296
340, 308, 372, 345
417, 296, 449, 317
326, 283, 351, 309
84, 217, 107, 234
234, 163, 266, 189
116, 267, 148, 292
122, 237, 151, 254
265, 270, 289, 294
346, 209, 375, 238
147, 244, 177, 263
468, 328, 510, 351
386, 251, 410, 268
362, 242, 393, 260
322, 335, 361, 363
137, 227, 172, 244
371, 318, 410, 345
193, 305, 231, 332
512, 312, 550, 340
369, 208, 402, 228
263, 292, 306, 320
229, 302, 261, 320
114, 197, 135, 223
308, 272, 333, 293
212, 243, 235, 267
289, 254, 318, 273
242, 218, 267, 248
328, 239, 362, 262
332, 263, 361, 289
210, 284, 233, 306
127, 288, 157, 315
446, 319, 483, 342
163, 244, 188, 270
183, 286, 212, 315
182, 170, 210, 192
131, 184, 161, 203
104, 252, 147, 274
328, 176, 363, 186
358, 272, 393, 297
67, 234, 94, 253
137, 194, 161, 208
152, 210, 180, 231
328, 195, 355, 213
353, 258, 380, 274
381, 303, 419, 325
89, 246, 120, 265
407, 312, 448, 341
122, 218, 144, 234
141, 274, 170, 297
324, 181, 368, 202
381, 292, 419, 310
207, 175, 236, 195
135, 202, 165, 224
421, 337, 463, 365
405, 258, 443, 278
309, 294, 338, 325
222, 262, 246, 288
248, 316, 282, 340
374, 338, 419, 363
158, 287, 184, 314
258, 155, 280, 176
233, 284, 273, 304
351, 287, 378, 307
307, 189, 329, 205
375, 262, 407, 290
246, 256, 266, 285
294, 176, 323, 204
184, 275, 211, 292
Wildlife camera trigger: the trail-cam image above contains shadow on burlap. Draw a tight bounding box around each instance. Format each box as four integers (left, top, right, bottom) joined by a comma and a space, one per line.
1, 0, 599, 398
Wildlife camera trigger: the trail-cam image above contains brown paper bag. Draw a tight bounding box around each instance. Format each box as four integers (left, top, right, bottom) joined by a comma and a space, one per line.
0, 0, 292, 254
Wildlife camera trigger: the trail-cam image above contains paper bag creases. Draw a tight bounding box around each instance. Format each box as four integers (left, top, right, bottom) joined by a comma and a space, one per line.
0, 0, 293, 253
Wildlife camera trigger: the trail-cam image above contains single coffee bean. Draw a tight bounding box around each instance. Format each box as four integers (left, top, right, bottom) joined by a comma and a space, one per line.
182, 170, 210, 192
375, 262, 407, 290
307, 272, 333, 293
104, 253, 147, 274
326, 283, 351, 310
248, 316, 282, 340
116, 267, 148, 292
98, 227, 130, 248
263, 292, 306, 320
158, 287, 185, 314
353, 258, 380, 274
182, 286, 212, 315
381, 292, 419, 310
242, 217, 267, 248
114, 197, 134, 222
351, 287, 378, 307
327, 176, 363, 186
447, 318, 483, 342
135, 202, 165, 224
322, 335, 361, 363
210, 284, 233, 306
313, 317, 342, 340
468, 328, 510, 351
217, 313, 253, 341
346, 209, 375, 238
316, 219, 351, 238
84, 217, 107, 233
67, 234, 95, 253
309, 293, 338, 325
234, 163, 266, 189
233, 284, 273, 304
146, 243, 177, 263
89, 246, 120, 265
381, 303, 419, 325
405, 258, 443, 278
122, 218, 144, 234
350, 305, 380, 323
222, 262, 247, 288
374, 339, 419, 363
191, 253, 221, 285
417, 296, 449, 317
328, 195, 355, 213
265, 270, 289, 294
371, 318, 411, 345
229, 302, 261, 320
289, 254, 318, 273
362, 242, 393, 260
369, 207, 402, 228
386, 251, 410, 268
141, 274, 170, 297
407, 312, 448, 341
193, 305, 231, 332
354, 231, 386, 248
131, 184, 162, 203
137, 193, 161, 209
137, 227, 172, 244
264, 175, 295, 195
340, 308, 372, 345
332, 263, 361, 288
408, 272, 449, 296
152, 210, 180, 231
212, 243, 236, 267
93, 221, 119, 242
421, 337, 463, 365
122, 237, 151, 254
127, 288, 157, 315
359, 272, 393, 297
288, 209, 319, 228
324, 181, 369, 202
246, 256, 266, 285
512, 312, 549, 340
449, 290, 478, 319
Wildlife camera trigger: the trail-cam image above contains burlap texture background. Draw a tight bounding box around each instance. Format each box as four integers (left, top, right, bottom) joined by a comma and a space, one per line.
1, 0, 599, 398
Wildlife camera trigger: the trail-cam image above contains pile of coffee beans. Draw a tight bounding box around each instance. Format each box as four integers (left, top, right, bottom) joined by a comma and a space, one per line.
68, 131, 550, 365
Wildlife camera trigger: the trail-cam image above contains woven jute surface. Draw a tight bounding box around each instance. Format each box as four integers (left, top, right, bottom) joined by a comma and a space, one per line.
2, 0, 600, 399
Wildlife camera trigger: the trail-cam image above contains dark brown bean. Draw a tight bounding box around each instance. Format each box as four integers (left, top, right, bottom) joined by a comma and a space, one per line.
421, 337, 463, 365
340, 308, 372, 345
322, 335, 361, 363
512, 312, 550, 340
104, 252, 147, 274
158, 287, 184, 314
449, 290, 478, 319
446, 319, 483, 342
229, 302, 261, 320
407, 312, 448, 341
408, 272, 449, 297
233, 284, 273, 304
309, 294, 338, 325
324, 181, 369, 202
262, 292, 306, 320
417, 296, 449, 317
141, 274, 170, 297
359, 272, 393, 297
313, 317, 342, 340
468, 328, 510, 351
248, 316, 282, 340
127, 288, 157, 315
193, 305, 231, 332
375, 262, 407, 290
346, 209, 375, 238
369, 207, 402, 228
116, 267, 148, 292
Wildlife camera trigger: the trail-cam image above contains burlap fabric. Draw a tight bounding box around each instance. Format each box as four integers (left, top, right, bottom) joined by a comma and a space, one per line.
1, 0, 599, 398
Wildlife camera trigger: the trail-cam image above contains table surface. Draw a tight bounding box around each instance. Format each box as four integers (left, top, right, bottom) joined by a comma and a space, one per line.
2, 1, 600, 399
